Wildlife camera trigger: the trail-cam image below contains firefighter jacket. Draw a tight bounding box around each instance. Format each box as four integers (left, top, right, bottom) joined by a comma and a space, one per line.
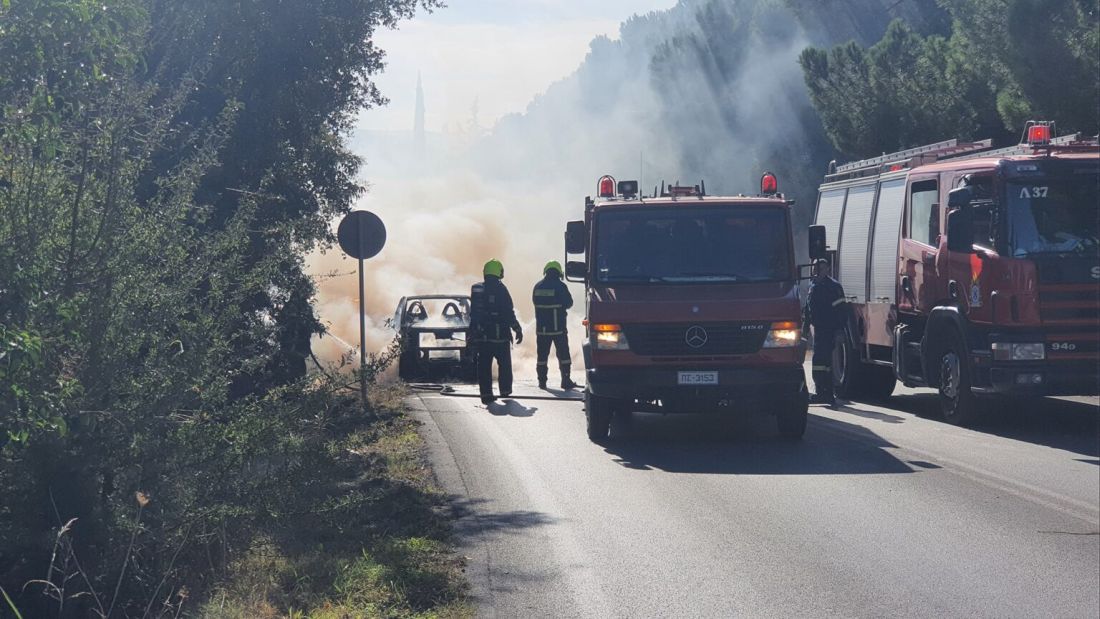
470, 276, 520, 343
804, 276, 847, 332
532, 274, 573, 336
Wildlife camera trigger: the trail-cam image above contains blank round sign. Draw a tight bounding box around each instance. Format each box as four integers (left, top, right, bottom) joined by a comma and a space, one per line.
337, 210, 386, 260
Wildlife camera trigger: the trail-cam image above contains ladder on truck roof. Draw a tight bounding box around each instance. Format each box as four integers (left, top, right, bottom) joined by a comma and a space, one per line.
826, 133, 1094, 183
948, 132, 1087, 161
826, 139, 993, 182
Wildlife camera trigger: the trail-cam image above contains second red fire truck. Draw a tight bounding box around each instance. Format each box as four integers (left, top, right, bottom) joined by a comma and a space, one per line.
810, 122, 1099, 424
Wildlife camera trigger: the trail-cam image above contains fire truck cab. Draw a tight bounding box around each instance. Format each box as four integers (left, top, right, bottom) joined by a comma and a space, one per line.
810, 123, 1100, 424
565, 175, 809, 442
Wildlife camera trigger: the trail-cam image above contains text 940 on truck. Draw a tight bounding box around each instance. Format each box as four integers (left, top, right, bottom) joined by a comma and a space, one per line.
810, 121, 1099, 424
565, 174, 809, 442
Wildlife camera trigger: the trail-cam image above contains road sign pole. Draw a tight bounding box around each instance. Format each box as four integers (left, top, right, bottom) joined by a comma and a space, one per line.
336, 209, 386, 415
357, 255, 368, 412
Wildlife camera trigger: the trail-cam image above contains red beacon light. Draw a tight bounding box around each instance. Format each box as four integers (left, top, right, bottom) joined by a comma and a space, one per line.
760, 171, 779, 196
1024, 121, 1053, 146
597, 175, 616, 198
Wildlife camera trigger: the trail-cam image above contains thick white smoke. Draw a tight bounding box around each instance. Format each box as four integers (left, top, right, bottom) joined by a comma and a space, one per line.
308, 0, 843, 376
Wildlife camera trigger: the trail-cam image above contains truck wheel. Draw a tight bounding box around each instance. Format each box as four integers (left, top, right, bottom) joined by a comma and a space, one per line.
832, 330, 856, 399
584, 390, 612, 442
938, 337, 979, 425
776, 386, 809, 440
833, 329, 895, 401
861, 364, 896, 401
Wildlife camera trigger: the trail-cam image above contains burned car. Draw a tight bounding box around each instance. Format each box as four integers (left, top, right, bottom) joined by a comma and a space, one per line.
390, 295, 476, 381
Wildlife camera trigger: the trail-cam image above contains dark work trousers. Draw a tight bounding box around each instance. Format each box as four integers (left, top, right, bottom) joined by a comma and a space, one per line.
535, 333, 571, 383
477, 341, 513, 398
811, 327, 835, 400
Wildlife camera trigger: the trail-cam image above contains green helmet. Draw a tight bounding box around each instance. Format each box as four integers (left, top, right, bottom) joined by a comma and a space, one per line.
483, 259, 504, 278
543, 260, 563, 276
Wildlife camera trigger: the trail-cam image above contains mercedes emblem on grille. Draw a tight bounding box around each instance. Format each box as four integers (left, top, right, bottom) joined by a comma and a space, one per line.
685, 325, 708, 348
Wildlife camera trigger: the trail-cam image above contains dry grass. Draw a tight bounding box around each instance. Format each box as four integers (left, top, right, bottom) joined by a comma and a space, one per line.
197, 383, 472, 619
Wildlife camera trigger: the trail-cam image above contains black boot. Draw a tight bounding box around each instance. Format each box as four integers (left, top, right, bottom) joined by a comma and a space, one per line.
560, 376, 578, 390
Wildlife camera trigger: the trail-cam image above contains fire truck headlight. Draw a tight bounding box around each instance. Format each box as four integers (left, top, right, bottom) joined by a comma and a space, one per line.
764, 322, 801, 348
992, 342, 1045, 361
593, 324, 630, 350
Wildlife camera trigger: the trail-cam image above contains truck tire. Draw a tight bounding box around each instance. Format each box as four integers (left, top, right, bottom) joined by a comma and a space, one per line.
832, 330, 857, 399
776, 385, 809, 440
584, 389, 612, 442
938, 335, 980, 425
833, 329, 895, 401
860, 364, 896, 401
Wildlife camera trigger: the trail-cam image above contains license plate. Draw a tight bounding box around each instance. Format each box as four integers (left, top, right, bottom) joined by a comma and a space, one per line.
678, 371, 718, 385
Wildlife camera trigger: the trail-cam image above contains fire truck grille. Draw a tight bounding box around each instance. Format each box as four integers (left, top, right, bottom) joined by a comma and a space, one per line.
1039, 285, 1100, 361
624, 323, 770, 356
1039, 285, 1100, 325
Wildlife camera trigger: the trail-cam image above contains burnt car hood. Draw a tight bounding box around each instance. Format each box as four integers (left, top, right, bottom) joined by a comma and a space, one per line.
587, 281, 800, 324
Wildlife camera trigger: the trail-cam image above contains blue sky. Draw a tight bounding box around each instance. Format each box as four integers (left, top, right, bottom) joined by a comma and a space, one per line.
357, 0, 680, 133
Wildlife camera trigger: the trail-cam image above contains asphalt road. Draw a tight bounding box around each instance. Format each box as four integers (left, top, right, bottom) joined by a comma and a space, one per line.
410, 365, 1100, 618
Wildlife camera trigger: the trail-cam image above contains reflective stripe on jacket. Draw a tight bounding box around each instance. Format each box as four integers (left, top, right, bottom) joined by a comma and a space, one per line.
532, 275, 573, 336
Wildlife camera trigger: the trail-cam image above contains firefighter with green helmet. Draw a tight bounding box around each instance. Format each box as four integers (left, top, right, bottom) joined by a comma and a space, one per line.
470, 259, 523, 404
532, 260, 577, 390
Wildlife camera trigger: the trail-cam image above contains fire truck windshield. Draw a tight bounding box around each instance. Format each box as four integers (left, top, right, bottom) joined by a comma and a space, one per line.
594, 206, 792, 284
1007, 177, 1099, 257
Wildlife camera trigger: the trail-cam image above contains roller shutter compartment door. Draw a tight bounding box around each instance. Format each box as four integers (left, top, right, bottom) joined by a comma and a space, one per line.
870, 178, 906, 303
838, 184, 876, 302
816, 188, 847, 250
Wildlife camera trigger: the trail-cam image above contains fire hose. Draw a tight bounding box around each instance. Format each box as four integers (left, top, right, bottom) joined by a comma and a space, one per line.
408, 383, 584, 402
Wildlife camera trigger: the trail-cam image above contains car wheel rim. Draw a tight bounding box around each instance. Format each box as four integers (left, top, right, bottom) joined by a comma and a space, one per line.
941, 352, 960, 400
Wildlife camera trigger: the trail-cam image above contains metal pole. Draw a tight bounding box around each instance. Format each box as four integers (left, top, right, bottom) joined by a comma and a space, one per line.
358, 255, 368, 411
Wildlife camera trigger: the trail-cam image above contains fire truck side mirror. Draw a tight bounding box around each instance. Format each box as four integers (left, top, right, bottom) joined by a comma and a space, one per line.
808, 225, 827, 261
946, 208, 974, 254
565, 220, 586, 255
565, 261, 587, 282
947, 186, 973, 209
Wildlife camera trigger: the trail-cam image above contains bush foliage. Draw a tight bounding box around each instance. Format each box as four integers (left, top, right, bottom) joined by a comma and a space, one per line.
0, 0, 444, 616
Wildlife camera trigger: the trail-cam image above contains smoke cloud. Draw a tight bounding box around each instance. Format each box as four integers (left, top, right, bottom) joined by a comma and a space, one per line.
309, 0, 889, 375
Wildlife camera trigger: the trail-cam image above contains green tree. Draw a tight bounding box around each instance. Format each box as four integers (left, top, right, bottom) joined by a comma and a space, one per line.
0, 0, 436, 614
945, 0, 1099, 132
141, 0, 439, 390
802, 0, 1099, 157
800, 19, 1007, 157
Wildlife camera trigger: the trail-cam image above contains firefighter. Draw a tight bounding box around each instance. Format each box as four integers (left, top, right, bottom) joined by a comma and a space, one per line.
470, 259, 523, 404
803, 258, 846, 406
532, 261, 578, 390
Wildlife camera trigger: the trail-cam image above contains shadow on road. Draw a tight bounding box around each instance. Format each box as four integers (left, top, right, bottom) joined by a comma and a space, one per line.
886, 393, 1100, 457
448, 497, 555, 538
487, 399, 538, 417
826, 402, 906, 424
448, 496, 554, 529
600, 412, 914, 475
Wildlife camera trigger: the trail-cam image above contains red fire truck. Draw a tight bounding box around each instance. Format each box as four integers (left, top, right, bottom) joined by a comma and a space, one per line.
810, 122, 1099, 424
564, 175, 808, 442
